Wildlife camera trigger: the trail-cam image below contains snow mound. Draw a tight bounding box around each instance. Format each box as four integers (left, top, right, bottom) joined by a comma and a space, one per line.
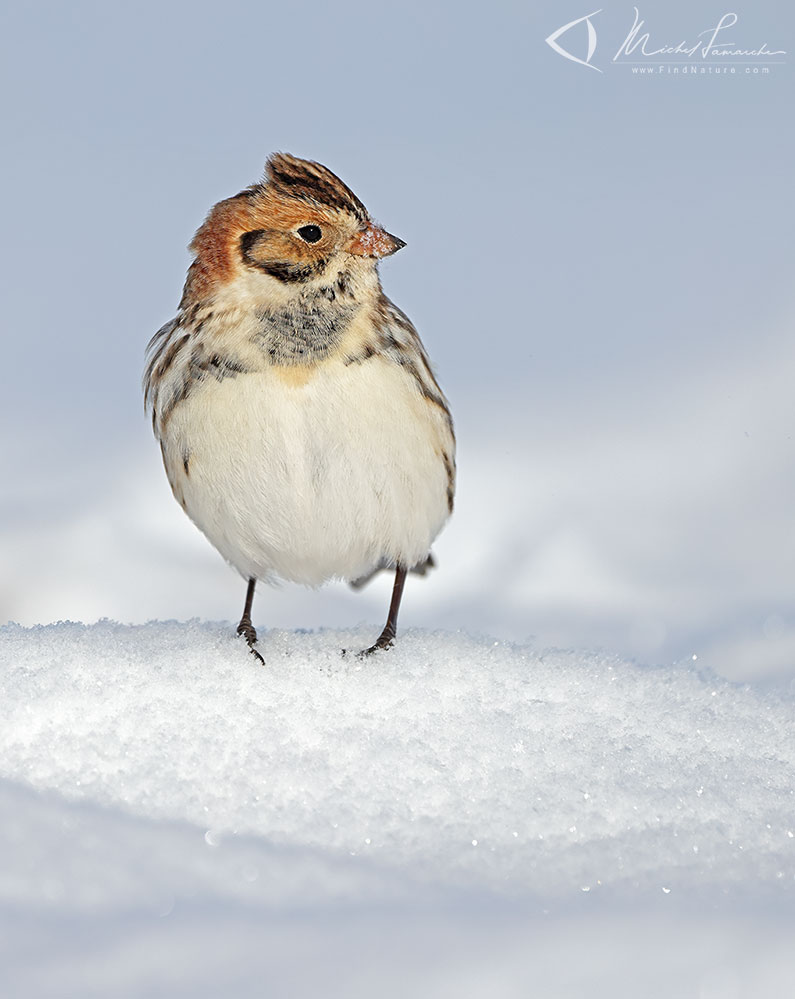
1, 622, 794, 996
2, 621, 793, 899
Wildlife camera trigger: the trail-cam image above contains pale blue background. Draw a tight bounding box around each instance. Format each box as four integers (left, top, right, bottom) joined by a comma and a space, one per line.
1, 0, 793, 680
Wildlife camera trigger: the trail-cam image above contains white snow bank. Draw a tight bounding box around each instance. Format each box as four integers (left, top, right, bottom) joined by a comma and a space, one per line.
1, 622, 794, 996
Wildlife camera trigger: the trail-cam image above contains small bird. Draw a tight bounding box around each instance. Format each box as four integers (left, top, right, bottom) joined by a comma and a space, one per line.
144, 153, 455, 662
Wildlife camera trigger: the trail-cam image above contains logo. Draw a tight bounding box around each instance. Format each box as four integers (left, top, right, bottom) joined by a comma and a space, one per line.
545, 9, 603, 72
545, 8, 786, 75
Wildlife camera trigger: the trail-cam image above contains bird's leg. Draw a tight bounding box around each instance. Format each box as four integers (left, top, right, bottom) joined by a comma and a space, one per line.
237, 577, 264, 664
361, 565, 407, 655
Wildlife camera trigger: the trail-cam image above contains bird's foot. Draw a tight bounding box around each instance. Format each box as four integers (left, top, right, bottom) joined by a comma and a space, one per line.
340, 634, 395, 659
237, 619, 264, 664
357, 629, 395, 658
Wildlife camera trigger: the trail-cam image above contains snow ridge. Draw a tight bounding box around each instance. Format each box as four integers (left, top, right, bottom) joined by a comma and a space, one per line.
1, 621, 794, 996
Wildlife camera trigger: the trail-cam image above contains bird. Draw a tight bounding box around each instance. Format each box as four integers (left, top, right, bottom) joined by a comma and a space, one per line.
143, 153, 455, 663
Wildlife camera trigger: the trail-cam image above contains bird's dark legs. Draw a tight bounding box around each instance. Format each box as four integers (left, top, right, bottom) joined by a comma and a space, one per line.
362, 565, 407, 655
239, 567, 407, 662
237, 577, 264, 664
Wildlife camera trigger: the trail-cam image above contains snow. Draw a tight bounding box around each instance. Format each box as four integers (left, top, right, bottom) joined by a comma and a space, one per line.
1, 621, 794, 996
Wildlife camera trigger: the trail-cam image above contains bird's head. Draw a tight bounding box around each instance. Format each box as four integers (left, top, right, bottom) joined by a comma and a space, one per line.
180, 153, 405, 309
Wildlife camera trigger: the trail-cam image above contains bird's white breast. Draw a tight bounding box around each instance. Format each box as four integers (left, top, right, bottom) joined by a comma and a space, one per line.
160, 354, 452, 585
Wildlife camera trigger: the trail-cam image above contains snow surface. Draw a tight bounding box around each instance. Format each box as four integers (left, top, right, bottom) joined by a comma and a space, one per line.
1, 621, 794, 996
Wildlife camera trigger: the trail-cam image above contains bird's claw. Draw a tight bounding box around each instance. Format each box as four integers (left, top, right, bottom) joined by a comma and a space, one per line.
340, 632, 395, 658
359, 637, 394, 657
237, 620, 264, 664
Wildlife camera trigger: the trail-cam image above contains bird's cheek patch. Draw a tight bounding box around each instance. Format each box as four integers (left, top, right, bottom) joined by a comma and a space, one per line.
239, 230, 328, 284
239, 229, 274, 267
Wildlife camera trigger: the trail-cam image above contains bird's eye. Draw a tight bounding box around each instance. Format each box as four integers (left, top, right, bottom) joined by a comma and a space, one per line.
297, 224, 322, 243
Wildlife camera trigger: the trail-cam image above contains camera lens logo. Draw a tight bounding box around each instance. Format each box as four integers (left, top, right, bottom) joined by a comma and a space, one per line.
545, 9, 603, 72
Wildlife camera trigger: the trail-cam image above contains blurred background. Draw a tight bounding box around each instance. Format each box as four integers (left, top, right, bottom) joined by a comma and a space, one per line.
1, 0, 792, 682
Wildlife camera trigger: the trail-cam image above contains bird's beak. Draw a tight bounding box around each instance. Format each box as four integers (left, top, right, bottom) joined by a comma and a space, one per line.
345, 223, 406, 258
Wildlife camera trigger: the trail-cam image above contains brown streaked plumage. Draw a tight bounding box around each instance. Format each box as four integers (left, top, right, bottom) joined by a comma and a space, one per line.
144, 152, 455, 663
